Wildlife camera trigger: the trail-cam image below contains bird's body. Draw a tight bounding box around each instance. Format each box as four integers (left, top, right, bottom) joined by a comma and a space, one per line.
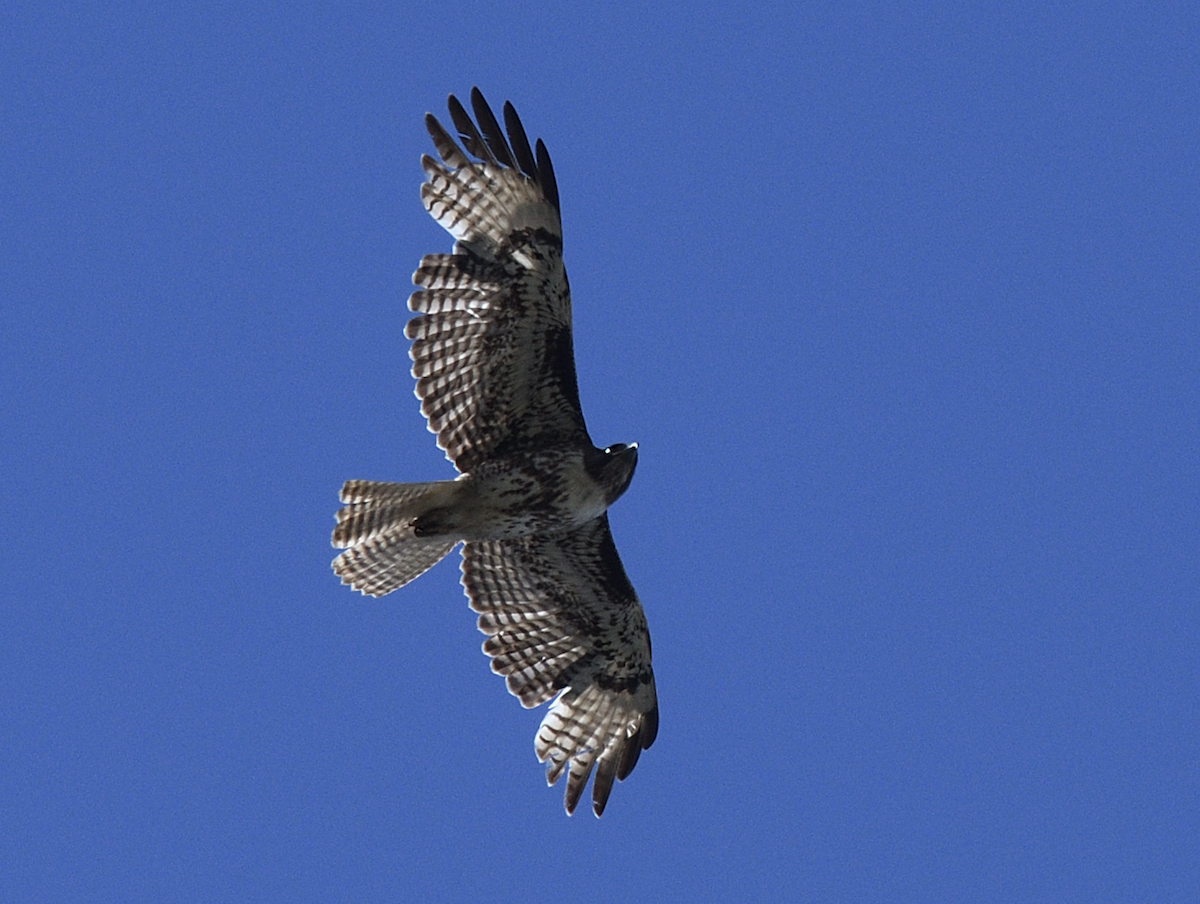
331, 89, 657, 817
335, 441, 635, 554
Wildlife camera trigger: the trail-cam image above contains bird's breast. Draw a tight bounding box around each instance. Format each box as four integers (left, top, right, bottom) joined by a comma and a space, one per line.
456, 448, 610, 539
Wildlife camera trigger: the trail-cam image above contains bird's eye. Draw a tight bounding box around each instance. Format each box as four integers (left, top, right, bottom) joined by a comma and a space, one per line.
606, 444, 626, 454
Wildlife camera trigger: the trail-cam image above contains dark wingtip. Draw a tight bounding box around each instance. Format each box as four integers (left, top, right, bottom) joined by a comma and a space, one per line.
469, 87, 517, 170
616, 734, 642, 782
535, 138, 560, 214
564, 779, 585, 816
433, 90, 561, 217
447, 92, 492, 163
642, 703, 660, 749
501, 100, 537, 179
443, 93, 466, 139
423, 111, 443, 143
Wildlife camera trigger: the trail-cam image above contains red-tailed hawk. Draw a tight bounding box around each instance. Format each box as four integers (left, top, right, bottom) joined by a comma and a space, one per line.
332, 89, 657, 817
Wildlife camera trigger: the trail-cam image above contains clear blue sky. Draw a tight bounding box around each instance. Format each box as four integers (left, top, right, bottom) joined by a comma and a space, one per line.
3, 3, 1197, 901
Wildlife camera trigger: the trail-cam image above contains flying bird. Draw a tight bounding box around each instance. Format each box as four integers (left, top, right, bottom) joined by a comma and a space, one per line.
331, 88, 657, 817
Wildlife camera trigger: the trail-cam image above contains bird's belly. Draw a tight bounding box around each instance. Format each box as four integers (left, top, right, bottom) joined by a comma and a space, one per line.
451, 450, 607, 539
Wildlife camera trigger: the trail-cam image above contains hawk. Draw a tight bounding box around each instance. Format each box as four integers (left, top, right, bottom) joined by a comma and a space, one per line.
332, 89, 657, 817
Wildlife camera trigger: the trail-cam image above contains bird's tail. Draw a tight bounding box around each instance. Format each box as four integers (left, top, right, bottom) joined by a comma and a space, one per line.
331, 479, 459, 596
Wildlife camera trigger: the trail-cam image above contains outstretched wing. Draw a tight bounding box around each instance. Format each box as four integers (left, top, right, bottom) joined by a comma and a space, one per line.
408, 88, 589, 474
461, 515, 657, 817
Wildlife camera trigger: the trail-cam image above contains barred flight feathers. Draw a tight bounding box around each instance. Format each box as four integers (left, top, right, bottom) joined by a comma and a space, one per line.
462, 515, 657, 817
411, 90, 584, 473
332, 90, 656, 817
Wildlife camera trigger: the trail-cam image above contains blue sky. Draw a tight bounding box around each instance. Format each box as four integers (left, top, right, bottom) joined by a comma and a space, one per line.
3, 2, 1197, 901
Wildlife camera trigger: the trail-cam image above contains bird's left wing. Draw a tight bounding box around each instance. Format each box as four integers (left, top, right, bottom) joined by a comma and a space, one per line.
409, 88, 590, 474
461, 515, 657, 817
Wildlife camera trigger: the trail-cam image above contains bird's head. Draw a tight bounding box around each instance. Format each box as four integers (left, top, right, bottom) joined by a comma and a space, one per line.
596, 441, 638, 504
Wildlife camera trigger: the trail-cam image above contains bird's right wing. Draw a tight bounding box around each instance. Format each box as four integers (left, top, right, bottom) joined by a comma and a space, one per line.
461, 515, 657, 817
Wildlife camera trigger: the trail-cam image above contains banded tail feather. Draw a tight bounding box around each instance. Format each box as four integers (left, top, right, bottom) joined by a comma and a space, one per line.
332, 479, 460, 596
